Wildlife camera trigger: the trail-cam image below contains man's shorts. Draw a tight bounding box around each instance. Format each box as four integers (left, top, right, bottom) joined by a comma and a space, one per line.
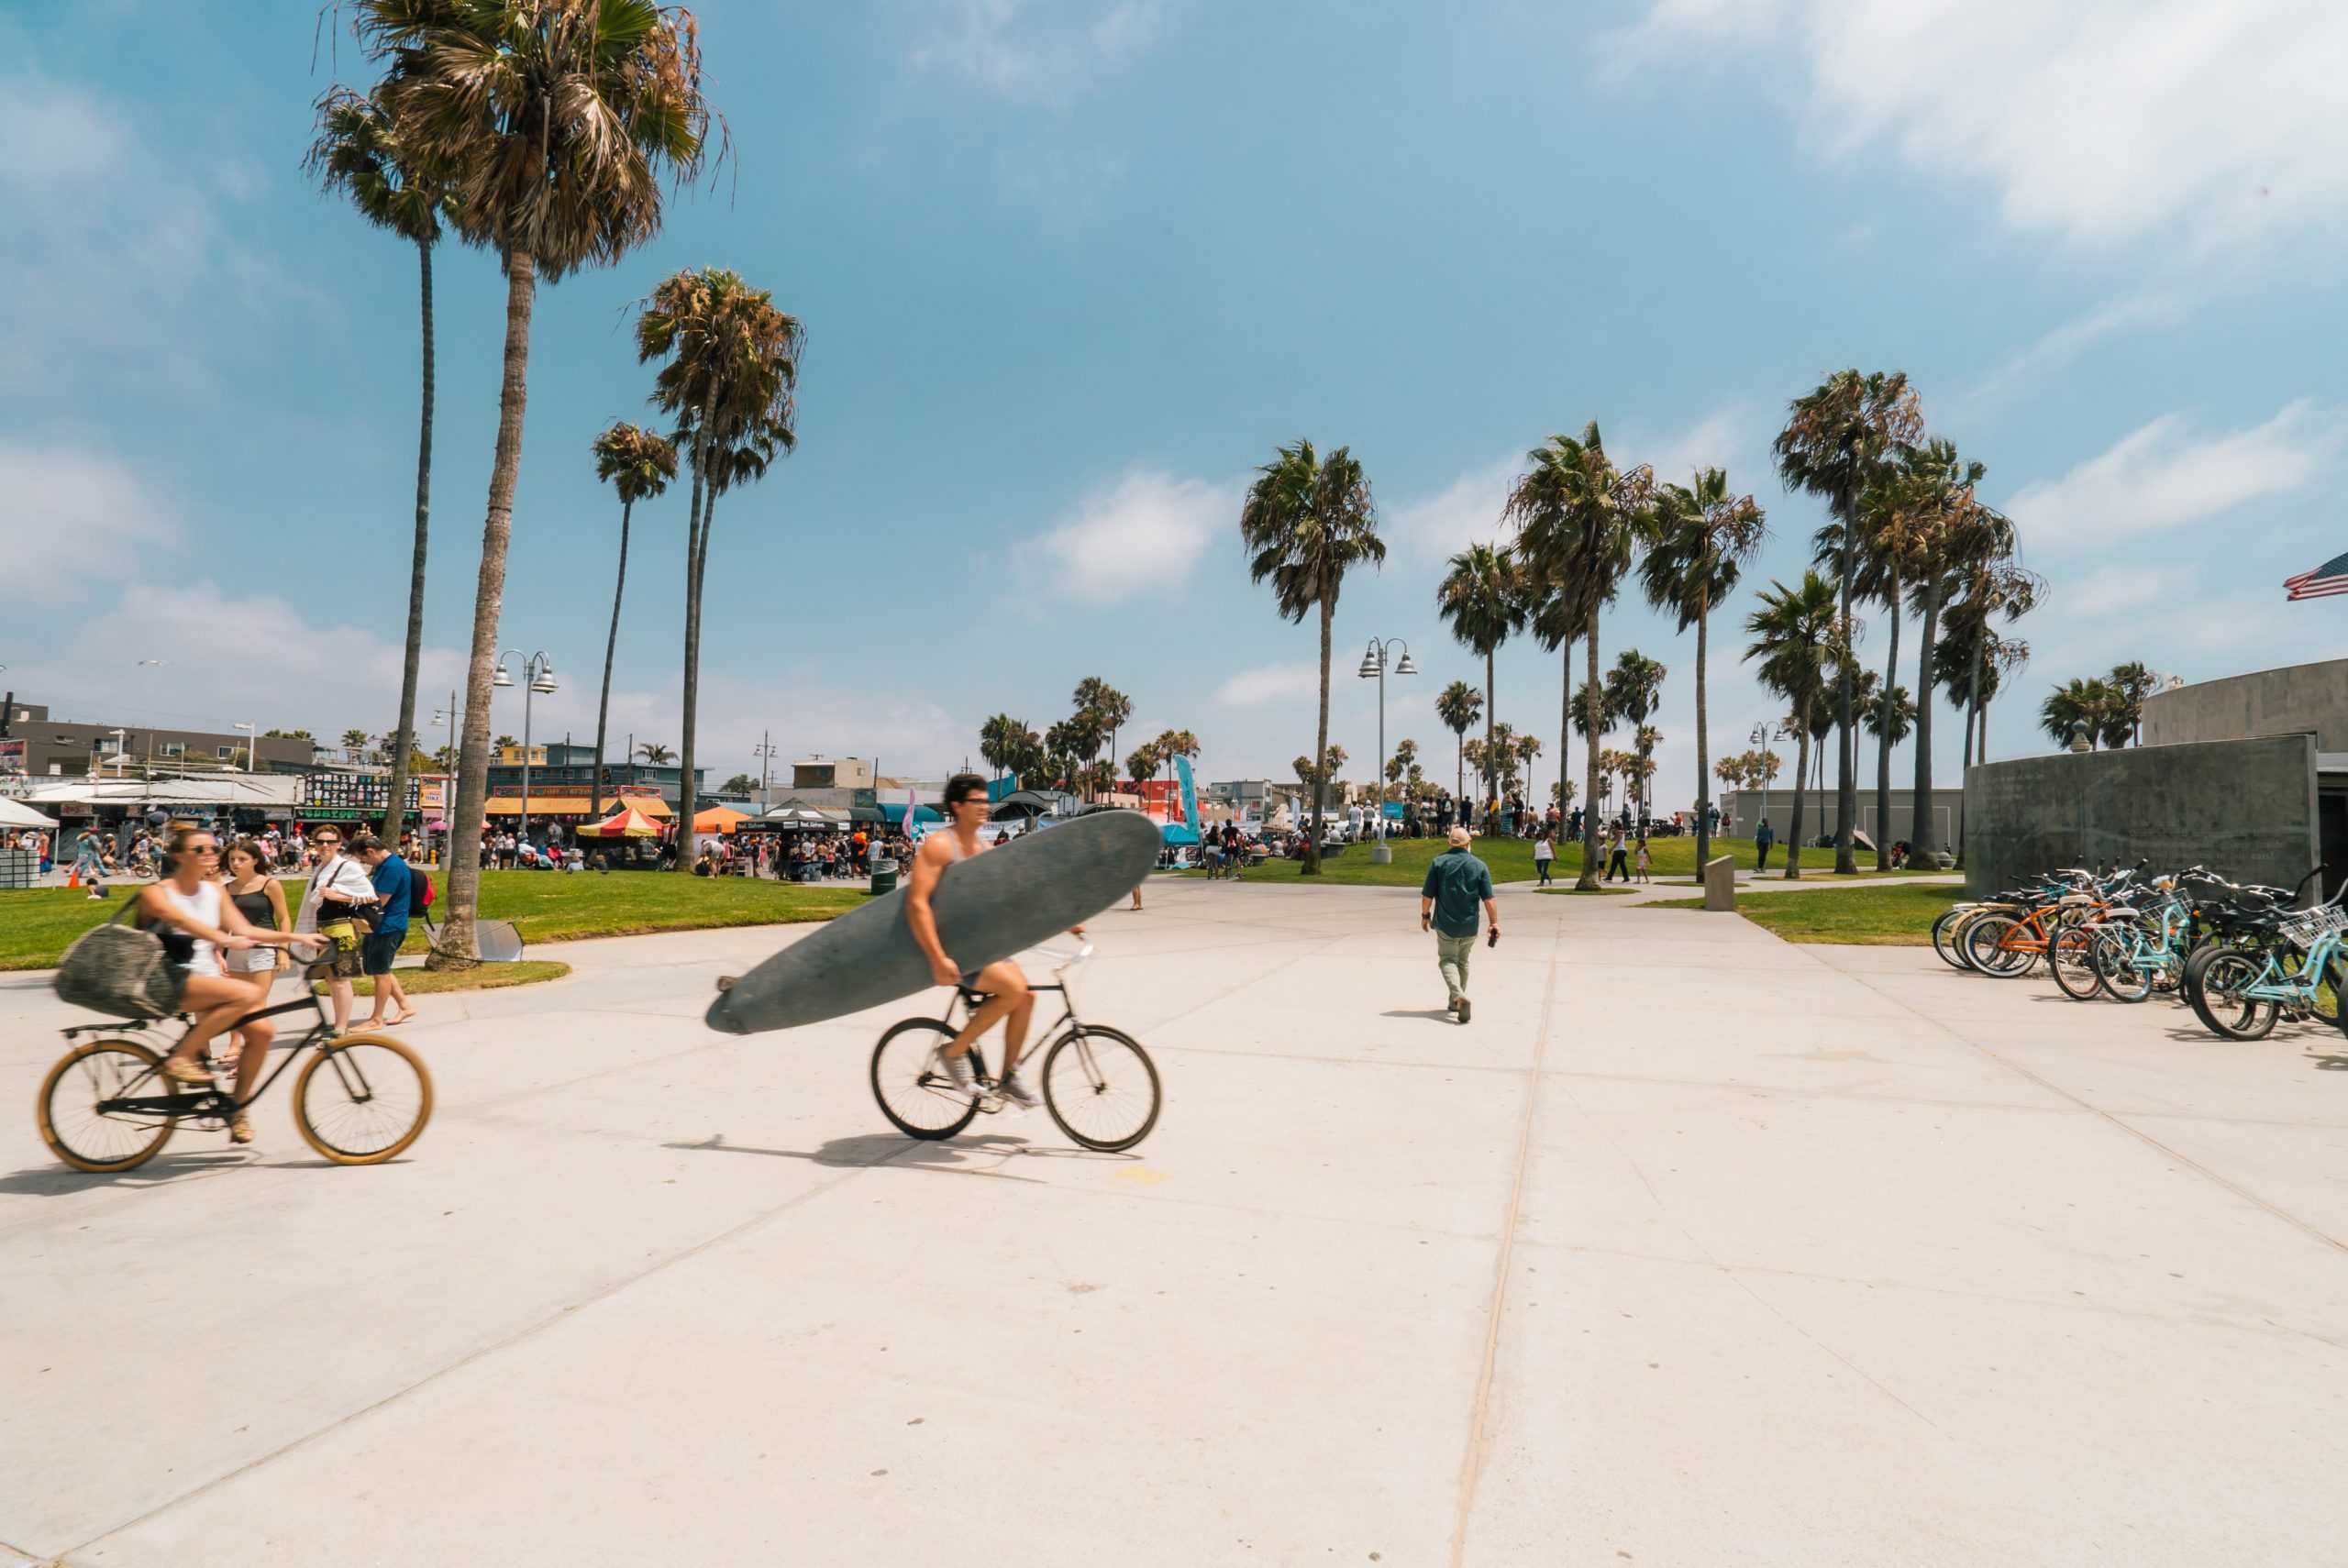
361, 930, 403, 977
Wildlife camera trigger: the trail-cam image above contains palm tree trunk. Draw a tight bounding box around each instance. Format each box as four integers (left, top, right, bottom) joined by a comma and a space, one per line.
435, 249, 535, 967
1483, 649, 1497, 813
1833, 519, 1857, 873
1693, 586, 1711, 878
1557, 637, 1572, 835
1306, 595, 1331, 875
379, 237, 436, 846
1577, 604, 1602, 890
1787, 729, 1810, 879
1911, 581, 1941, 859
1875, 567, 1899, 870
591, 496, 633, 821
673, 392, 716, 871
1456, 727, 1466, 807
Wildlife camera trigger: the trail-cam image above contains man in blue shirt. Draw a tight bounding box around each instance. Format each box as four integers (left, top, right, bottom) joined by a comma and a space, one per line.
1420, 826, 1499, 1023
353, 834, 417, 1028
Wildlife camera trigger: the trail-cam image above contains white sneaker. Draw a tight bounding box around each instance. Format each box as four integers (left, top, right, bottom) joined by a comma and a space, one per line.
996, 1072, 1040, 1111
943, 1055, 983, 1099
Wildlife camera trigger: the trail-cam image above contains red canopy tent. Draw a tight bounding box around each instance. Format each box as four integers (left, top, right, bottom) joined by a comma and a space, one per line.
575, 804, 664, 839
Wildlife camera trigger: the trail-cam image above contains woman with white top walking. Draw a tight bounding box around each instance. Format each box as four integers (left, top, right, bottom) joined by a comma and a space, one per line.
1533, 829, 1556, 887
294, 827, 380, 1037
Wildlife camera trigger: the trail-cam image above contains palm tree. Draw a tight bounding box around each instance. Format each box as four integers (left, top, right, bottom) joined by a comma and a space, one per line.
493, 734, 518, 753
1437, 543, 1528, 811
1386, 737, 1421, 800
1126, 742, 1161, 791
1641, 468, 1767, 873
1746, 571, 1844, 879
979, 714, 1024, 779
587, 422, 677, 816
1513, 733, 1542, 812
1904, 458, 2001, 861
1240, 439, 1386, 874
358, 0, 714, 960
1862, 681, 1916, 799
1604, 650, 1667, 822
1774, 370, 1925, 874
1507, 423, 1655, 889
306, 83, 458, 844
636, 741, 675, 766
637, 267, 804, 869
1072, 679, 1132, 774
2108, 661, 2156, 745
1435, 680, 1483, 805
2040, 678, 2122, 749
341, 729, 371, 755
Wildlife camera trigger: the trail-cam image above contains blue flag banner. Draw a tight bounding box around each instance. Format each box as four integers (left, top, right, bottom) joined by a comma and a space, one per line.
1175, 754, 1201, 833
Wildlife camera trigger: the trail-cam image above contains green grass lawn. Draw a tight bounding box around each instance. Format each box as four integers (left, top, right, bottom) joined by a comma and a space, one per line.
322, 960, 573, 998
1182, 832, 1936, 889
1637, 881, 1957, 944
0, 872, 863, 971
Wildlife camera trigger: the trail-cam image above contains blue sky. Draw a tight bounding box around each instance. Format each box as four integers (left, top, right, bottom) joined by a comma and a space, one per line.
5, 0, 2346, 803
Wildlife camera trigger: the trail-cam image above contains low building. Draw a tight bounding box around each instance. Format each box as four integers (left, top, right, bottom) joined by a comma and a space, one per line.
0, 700, 316, 778
793, 756, 875, 790
485, 742, 704, 811
1728, 787, 1966, 853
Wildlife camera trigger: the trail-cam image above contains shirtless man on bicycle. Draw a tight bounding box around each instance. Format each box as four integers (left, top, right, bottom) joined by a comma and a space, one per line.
904, 772, 1082, 1111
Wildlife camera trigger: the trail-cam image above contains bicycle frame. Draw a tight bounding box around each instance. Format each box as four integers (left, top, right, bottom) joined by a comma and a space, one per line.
934, 947, 1091, 1071
72, 970, 349, 1120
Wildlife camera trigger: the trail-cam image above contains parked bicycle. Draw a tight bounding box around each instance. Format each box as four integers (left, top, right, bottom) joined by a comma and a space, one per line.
869, 944, 1160, 1151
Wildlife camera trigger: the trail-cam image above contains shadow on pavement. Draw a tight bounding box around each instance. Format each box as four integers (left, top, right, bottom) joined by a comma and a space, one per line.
1379, 1009, 1458, 1023
0, 1150, 397, 1196
661, 1130, 1060, 1182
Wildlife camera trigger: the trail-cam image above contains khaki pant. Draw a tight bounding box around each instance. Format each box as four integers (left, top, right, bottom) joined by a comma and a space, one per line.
1435, 932, 1476, 1004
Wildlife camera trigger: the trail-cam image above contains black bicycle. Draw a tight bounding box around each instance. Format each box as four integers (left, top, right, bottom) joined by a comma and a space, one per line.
37, 951, 434, 1173
869, 944, 1161, 1151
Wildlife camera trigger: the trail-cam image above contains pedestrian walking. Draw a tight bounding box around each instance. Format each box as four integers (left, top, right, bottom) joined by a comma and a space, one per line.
1606, 824, 1630, 882
1421, 827, 1499, 1023
1634, 834, 1651, 884
1755, 817, 1775, 871
1533, 830, 1555, 887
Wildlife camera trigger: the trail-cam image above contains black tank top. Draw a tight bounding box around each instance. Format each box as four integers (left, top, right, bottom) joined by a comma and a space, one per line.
230, 883, 275, 931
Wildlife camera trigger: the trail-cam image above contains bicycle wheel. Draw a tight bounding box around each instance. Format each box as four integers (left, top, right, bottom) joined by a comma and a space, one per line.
2187, 952, 2279, 1041
1960, 915, 2029, 978
1931, 906, 1976, 971
2092, 929, 2154, 1003
293, 1032, 433, 1165
38, 1039, 181, 1173
2048, 922, 2103, 1000
1041, 1025, 1161, 1152
871, 1018, 980, 1141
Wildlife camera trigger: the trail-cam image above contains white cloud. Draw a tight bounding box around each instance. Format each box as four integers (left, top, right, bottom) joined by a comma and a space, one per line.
906, 0, 1161, 105
1025, 468, 1235, 604
1632, 404, 1763, 491
2062, 563, 2192, 619
2004, 401, 2348, 556
1602, 0, 2348, 254
0, 436, 181, 577
1959, 290, 2188, 412
1390, 450, 1519, 563
1213, 662, 1322, 708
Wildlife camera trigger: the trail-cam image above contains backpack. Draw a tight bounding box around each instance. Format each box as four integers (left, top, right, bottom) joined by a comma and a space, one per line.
412, 867, 436, 917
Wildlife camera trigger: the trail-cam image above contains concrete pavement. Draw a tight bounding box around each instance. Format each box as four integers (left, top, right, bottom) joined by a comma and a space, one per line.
4, 878, 2344, 1566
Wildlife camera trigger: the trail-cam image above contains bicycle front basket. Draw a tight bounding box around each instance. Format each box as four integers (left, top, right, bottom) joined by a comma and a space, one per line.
2281, 905, 2348, 952
52, 922, 180, 1020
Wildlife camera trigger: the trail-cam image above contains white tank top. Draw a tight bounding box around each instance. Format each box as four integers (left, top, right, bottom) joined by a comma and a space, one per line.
160, 879, 225, 977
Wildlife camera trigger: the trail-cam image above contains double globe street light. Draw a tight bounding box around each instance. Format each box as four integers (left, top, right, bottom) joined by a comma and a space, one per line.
1358, 636, 1417, 865
494, 650, 559, 850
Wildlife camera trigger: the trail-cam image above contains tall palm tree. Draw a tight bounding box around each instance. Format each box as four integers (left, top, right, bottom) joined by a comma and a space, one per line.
1746, 570, 1844, 879
341, 728, 371, 754
1125, 742, 1160, 790
360, 0, 714, 960
1528, 570, 1586, 844
1072, 679, 1132, 774
1513, 733, 1542, 812
587, 422, 677, 816
1861, 681, 1915, 796
1239, 439, 1386, 875
979, 714, 1024, 779
1436, 543, 1528, 810
307, 83, 458, 845
2108, 661, 2156, 745
1905, 460, 1999, 860
635, 741, 675, 765
1774, 370, 1924, 874
1641, 468, 1767, 871
1435, 680, 1483, 805
2040, 678, 2121, 749
1604, 649, 1667, 821
1507, 423, 1654, 889
637, 266, 804, 868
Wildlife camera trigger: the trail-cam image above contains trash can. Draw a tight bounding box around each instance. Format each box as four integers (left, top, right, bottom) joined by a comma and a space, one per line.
869, 856, 899, 896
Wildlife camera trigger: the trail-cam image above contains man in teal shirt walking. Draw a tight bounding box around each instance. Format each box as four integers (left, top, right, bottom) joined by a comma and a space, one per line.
1421, 826, 1500, 1023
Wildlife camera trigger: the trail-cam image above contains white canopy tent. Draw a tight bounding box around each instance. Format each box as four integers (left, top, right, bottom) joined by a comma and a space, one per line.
0, 797, 59, 829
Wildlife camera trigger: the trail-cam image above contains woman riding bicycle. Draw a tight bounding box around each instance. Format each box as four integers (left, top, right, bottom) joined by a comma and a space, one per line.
139, 828, 316, 1142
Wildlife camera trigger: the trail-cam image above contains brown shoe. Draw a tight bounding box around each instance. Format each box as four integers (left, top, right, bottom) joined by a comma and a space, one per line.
157, 1055, 212, 1088
228, 1111, 255, 1144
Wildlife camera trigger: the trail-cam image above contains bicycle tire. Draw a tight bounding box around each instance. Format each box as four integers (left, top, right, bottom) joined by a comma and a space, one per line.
2187, 952, 2279, 1041
1931, 907, 1976, 971
1041, 1025, 1161, 1152
2091, 929, 2154, 1003
37, 1038, 179, 1173
1961, 915, 2029, 978
2047, 922, 2103, 1000
293, 1032, 434, 1165
870, 1018, 980, 1141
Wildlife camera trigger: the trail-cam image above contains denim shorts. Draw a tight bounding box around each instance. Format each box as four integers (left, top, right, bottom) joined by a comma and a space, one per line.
361, 930, 403, 976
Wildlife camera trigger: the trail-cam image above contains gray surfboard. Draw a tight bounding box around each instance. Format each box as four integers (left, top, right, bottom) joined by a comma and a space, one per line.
704, 809, 1161, 1034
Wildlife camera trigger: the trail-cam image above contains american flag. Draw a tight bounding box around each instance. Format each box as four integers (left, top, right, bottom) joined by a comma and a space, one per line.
2285, 550, 2348, 602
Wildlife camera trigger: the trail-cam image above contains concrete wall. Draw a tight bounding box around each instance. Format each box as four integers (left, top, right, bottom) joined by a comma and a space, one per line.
2141, 659, 2348, 751
1964, 734, 2318, 898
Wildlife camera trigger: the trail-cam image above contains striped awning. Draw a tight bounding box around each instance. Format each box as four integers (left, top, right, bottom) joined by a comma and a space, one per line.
487, 794, 672, 818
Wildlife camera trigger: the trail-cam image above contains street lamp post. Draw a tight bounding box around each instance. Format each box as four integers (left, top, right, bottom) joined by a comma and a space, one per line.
1357, 636, 1418, 865
494, 651, 559, 854
232, 722, 257, 771
753, 733, 779, 812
